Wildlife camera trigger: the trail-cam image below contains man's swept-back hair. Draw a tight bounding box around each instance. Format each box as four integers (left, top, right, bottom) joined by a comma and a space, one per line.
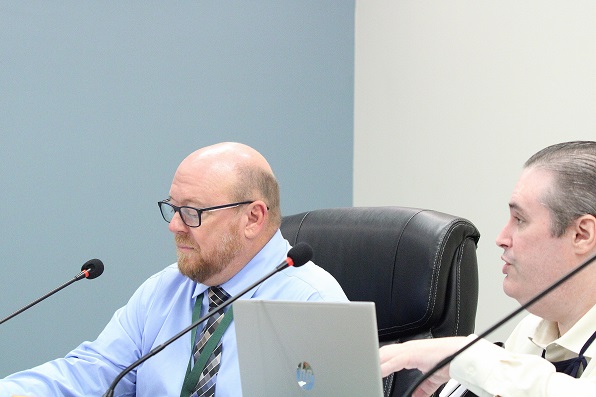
232, 165, 282, 228
524, 140, 596, 237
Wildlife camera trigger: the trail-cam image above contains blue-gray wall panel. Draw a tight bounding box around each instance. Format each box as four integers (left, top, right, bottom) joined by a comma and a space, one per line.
0, 1, 354, 375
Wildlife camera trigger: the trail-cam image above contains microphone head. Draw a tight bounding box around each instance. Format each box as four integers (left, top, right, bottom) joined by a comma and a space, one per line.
81, 258, 104, 279
287, 243, 313, 268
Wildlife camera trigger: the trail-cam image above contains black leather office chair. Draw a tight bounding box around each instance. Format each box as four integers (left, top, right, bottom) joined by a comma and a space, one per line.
280, 206, 480, 397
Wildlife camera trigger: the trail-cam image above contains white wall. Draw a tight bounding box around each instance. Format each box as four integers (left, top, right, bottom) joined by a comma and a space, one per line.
354, 1, 596, 341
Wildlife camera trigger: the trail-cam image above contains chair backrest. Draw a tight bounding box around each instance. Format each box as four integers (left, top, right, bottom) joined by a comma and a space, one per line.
280, 206, 480, 397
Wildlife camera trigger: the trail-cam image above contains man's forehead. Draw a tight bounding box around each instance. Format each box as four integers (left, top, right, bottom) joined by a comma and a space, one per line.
509, 168, 553, 212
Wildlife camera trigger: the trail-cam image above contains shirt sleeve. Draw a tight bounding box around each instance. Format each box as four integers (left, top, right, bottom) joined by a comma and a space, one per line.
449, 335, 596, 397
0, 270, 164, 397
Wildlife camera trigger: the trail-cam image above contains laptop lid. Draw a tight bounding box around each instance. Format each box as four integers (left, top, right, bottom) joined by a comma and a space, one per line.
234, 300, 384, 397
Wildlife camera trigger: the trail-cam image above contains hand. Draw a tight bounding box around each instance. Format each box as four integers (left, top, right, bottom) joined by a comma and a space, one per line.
379, 337, 468, 397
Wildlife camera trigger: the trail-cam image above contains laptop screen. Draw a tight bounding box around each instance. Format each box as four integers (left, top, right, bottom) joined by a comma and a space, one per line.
234, 300, 384, 397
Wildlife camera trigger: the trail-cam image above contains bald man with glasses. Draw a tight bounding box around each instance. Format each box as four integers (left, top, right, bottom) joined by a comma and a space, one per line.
1, 142, 348, 397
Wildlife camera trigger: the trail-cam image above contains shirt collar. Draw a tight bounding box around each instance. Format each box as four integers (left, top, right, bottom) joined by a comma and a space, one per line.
529, 303, 596, 358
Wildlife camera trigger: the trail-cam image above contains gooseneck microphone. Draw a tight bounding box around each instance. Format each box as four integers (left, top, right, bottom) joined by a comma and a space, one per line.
404, 250, 596, 397
0, 258, 104, 326
102, 242, 314, 397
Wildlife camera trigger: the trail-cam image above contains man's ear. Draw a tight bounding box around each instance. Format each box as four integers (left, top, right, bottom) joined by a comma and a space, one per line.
244, 201, 268, 239
573, 215, 596, 255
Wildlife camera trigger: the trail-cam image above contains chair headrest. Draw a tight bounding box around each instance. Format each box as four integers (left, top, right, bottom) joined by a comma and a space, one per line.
281, 206, 480, 341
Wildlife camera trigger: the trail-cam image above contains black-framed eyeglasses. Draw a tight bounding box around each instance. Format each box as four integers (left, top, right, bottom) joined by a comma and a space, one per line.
157, 199, 255, 228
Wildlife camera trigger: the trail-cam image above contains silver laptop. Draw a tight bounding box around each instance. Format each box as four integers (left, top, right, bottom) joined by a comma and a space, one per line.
234, 300, 384, 397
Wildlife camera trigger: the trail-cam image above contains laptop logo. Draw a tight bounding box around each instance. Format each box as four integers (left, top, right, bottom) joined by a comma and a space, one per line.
296, 361, 315, 390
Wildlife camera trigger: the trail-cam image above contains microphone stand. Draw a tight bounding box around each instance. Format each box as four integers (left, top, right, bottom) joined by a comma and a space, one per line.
403, 251, 596, 397
0, 259, 103, 326
0, 273, 86, 326
102, 258, 300, 397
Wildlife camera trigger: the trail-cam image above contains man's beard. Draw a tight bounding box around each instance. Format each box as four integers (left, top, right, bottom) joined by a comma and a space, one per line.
175, 224, 243, 284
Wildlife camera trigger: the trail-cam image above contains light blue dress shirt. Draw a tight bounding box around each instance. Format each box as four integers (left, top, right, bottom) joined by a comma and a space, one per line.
0, 231, 348, 396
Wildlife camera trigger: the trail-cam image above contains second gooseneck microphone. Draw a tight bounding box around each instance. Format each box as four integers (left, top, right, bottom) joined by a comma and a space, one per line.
102, 242, 314, 397
0, 259, 104, 326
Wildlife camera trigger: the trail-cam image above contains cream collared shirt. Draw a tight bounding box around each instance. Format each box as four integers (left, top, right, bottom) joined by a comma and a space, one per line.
449, 304, 596, 396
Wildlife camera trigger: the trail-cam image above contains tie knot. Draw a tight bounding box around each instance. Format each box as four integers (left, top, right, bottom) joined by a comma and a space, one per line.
208, 286, 230, 308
